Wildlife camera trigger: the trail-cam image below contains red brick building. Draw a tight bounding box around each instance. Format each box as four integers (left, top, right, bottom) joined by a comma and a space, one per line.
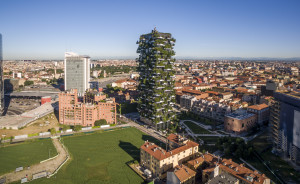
59, 89, 117, 126
224, 112, 257, 134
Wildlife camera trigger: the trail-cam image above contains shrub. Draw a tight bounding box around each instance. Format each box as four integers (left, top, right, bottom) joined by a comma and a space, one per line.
94, 119, 107, 126
73, 125, 82, 132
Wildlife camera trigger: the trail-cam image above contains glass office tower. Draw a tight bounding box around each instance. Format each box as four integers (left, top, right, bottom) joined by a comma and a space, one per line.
64, 52, 90, 96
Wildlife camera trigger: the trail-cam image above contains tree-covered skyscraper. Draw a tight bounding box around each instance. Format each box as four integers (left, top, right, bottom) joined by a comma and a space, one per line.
136, 29, 176, 130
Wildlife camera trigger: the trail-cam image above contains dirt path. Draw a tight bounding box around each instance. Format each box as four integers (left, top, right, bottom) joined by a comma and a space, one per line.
0, 137, 69, 183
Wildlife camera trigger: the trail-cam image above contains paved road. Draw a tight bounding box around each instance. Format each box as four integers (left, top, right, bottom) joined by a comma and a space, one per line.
0, 138, 68, 183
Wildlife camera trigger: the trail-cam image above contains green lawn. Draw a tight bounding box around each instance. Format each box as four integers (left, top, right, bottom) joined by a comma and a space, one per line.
0, 139, 57, 175
198, 136, 219, 144
183, 121, 212, 134
30, 127, 161, 184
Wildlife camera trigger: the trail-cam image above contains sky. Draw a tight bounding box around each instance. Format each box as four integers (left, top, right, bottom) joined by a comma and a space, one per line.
0, 0, 300, 60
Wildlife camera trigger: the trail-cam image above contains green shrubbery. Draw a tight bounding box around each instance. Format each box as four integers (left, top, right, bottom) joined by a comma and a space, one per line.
94, 119, 107, 126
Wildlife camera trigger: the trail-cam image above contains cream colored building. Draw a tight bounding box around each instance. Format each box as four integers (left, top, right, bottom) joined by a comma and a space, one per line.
140, 134, 199, 178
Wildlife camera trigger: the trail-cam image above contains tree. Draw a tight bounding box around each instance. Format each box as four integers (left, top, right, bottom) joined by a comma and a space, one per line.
73, 125, 82, 132
94, 119, 107, 126
50, 128, 56, 135
61, 125, 70, 131
24, 80, 34, 86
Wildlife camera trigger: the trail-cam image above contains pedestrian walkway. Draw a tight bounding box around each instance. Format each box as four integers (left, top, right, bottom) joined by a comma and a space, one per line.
0, 137, 69, 183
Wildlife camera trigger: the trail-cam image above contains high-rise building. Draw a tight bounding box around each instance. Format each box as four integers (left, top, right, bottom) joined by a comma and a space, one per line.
270, 91, 300, 165
136, 29, 176, 130
64, 52, 90, 95
0, 34, 4, 113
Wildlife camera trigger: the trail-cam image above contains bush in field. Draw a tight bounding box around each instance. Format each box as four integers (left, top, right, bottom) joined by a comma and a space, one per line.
94, 119, 107, 126
73, 125, 82, 132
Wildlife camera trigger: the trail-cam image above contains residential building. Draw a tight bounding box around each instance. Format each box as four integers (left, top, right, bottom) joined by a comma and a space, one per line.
186, 152, 220, 182
0, 34, 3, 113
111, 78, 137, 90
137, 28, 176, 130
140, 134, 199, 178
270, 91, 300, 165
180, 95, 197, 110
166, 165, 196, 184
191, 99, 232, 122
59, 89, 117, 126
64, 52, 90, 95
224, 111, 257, 134
206, 172, 239, 184
214, 159, 270, 184
247, 104, 269, 125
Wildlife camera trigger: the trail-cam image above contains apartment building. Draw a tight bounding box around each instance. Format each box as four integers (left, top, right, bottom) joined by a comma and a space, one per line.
247, 104, 269, 125
224, 112, 257, 134
191, 99, 232, 122
180, 95, 197, 110
214, 159, 270, 184
270, 91, 300, 165
166, 165, 196, 184
137, 28, 176, 130
59, 89, 117, 126
140, 134, 199, 178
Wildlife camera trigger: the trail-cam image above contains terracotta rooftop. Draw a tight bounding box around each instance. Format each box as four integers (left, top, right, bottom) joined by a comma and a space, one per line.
173, 165, 196, 182
141, 135, 198, 161
219, 159, 269, 184
247, 104, 269, 111
187, 153, 219, 168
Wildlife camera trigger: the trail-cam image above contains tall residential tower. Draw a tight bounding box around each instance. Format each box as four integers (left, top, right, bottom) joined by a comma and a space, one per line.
0, 34, 4, 113
270, 91, 300, 165
136, 29, 176, 130
64, 52, 90, 95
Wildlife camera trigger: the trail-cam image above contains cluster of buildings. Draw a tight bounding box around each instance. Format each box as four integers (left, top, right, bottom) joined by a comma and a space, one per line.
59, 89, 116, 126
58, 52, 117, 126
140, 134, 270, 184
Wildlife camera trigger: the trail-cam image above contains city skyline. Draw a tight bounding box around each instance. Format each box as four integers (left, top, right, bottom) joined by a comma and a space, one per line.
0, 0, 300, 60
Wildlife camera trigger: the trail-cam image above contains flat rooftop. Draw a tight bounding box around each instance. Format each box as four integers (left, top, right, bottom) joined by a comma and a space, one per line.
277, 90, 300, 99
226, 112, 255, 120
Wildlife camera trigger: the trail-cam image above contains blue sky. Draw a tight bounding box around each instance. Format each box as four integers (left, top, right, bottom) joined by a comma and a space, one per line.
0, 0, 300, 60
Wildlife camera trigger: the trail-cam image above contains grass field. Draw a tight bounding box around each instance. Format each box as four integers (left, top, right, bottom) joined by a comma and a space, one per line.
30, 127, 161, 184
183, 121, 212, 134
0, 139, 57, 175
198, 136, 219, 144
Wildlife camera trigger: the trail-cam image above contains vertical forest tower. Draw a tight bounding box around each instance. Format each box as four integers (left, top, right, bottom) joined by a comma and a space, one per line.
136, 29, 176, 130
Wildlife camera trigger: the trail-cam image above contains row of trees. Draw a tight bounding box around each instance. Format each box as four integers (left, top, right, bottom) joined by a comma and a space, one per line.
92, 65, 136, 75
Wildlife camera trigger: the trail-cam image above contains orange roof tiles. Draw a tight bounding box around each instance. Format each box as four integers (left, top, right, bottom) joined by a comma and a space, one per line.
173, 165, 196, 182
141, 135, 199, 161
247, 104, 269, 111
219, 159, 269, 184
